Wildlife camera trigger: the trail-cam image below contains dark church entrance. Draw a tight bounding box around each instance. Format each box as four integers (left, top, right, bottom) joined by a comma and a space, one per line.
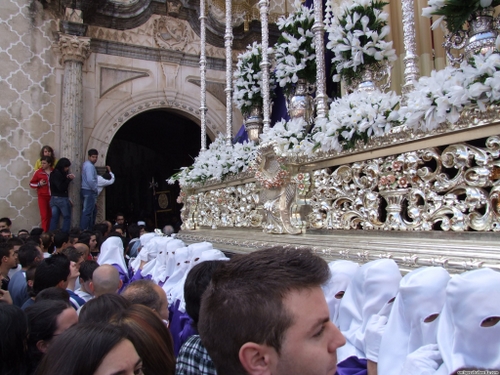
105, 109, 210, 231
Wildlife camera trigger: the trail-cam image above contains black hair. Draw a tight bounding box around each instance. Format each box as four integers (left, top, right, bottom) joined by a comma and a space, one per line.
184, 260, 223, 329
35, 323, 128, 375
17, 243, 41, 268
26, 264, 37, 297
93, 223, 108, 237
7, 236, 24, 247
69, 227, 81, 241
127, 223, 140, 239
26, 300, 71, 371
53, 231, 69, 249
32, 253, 70, 295
54, 158, 71, 172
77, 231, 92, 247
0, 242, 14, 265
79, 294, 131, 324
35, 286, 70, 305
79, 260, 99, 282
0, 217, 12, 226
0, 302, 29, 375
30, 227, 44, 236
88, 149, 98, 156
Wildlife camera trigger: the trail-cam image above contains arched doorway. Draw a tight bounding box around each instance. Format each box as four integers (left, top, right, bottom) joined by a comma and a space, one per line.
104, 109, 210, 230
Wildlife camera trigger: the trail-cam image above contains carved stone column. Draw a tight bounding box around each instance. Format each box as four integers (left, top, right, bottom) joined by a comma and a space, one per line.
57, 34, 91, 227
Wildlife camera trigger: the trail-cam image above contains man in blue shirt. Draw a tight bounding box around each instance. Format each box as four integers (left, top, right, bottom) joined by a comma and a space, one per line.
80, 149, 99, 231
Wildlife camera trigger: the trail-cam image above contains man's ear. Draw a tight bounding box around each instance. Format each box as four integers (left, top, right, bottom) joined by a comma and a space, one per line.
56, 279, 66, 289
88, 281, 95, 294
239, 342, 275, 375
36, 339, 50, 353
117, 279, 123, 292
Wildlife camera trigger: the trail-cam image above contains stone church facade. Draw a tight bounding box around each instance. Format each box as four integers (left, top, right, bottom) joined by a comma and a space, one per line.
0, 0, 285, 231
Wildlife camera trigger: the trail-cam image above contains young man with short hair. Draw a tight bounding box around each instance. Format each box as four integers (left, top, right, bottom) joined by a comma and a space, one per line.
199, 247, 346, 375
0, 228, 12, 240
53, 231, 70, 254
8, 243, 43, 307
0, 217, 12, 231
22, 253, 71, 310
80, 149, 99, 231
0, 242, 18, 290
75, 259, 99, 302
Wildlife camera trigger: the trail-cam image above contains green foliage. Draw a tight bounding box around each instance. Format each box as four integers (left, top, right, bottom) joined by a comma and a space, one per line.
432, 0, 500, 34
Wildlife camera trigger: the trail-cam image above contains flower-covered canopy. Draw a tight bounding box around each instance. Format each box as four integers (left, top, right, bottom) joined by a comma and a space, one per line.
274, 0, 316, 92
326, 0, 397, 86
233, 42, 274, 116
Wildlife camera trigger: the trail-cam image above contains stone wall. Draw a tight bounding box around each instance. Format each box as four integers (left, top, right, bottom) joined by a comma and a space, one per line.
0, 1, 235, 233
0, 0, 58, 231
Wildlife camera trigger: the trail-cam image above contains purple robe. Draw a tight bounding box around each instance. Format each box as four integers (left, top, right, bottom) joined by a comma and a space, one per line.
111, 263, 131, 293
169, 299, 198, 356
336, 356, 368, 375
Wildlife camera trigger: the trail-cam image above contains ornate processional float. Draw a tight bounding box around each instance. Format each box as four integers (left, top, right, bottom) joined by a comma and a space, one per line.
170, 0, 500, 273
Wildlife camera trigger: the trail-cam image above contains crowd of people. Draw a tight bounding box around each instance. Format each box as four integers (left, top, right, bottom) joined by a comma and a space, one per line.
1, 211, 498, 375
29, 145, 115, 234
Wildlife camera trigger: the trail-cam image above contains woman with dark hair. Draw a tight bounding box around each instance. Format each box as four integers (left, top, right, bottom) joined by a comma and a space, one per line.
25, 299, 78, 373
112, 304, 175, 375
79, 293, 131, 324
34, 145, 57, 170
35, 323, 144, 375
49, 158, 75, 233
0, 302, 29, 375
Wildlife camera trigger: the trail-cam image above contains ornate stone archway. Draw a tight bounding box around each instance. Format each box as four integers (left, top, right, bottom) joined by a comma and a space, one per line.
87, 89, 226, 163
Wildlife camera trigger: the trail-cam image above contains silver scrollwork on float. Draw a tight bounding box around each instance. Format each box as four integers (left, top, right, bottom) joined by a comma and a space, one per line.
183, 0, 500, 272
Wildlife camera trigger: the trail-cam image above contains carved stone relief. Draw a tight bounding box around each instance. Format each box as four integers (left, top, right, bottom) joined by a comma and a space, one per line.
100, 67, 150, 97
88, 15, 228, 59
188, 79, 226, 107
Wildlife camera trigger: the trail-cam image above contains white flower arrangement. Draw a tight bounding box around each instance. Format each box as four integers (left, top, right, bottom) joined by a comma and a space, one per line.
312, 89, 400, 151
233, 42, 274, 116
259, 117, 313, 155
400, 47, 500, 131
326, 0, 397, 86
274, 0, 316, 93
167, 135, 257, 187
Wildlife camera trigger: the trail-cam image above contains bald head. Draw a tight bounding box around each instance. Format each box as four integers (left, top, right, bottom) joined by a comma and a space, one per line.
91, 265, 122, 297
162, 225, 174, 236
74, 243, 90, 260
122, 280, 169, 321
